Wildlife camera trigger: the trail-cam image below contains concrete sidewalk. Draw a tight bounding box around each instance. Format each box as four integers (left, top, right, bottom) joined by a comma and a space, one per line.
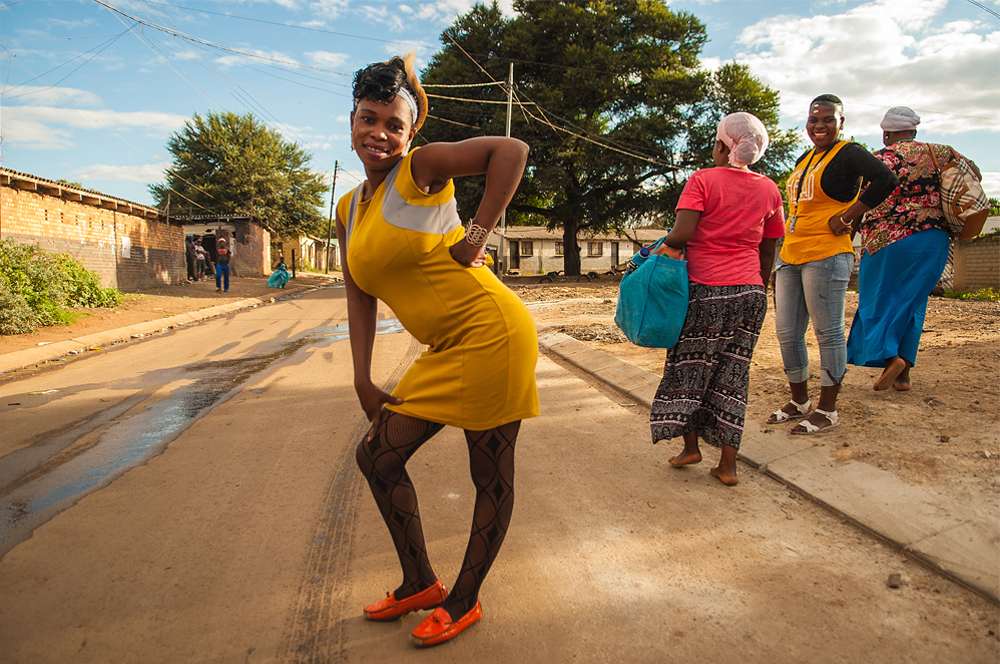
538, 330, 1000, 604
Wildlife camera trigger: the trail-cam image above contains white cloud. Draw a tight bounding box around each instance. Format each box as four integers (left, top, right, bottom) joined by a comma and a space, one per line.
980, 171, 1000, 200
48, 18, 97, 29
75, 162, 170, 184
0, 114, 75, 150
306, 50, 350, 69
310, 0, 350, 19
0, 105, 189, 150
730, 0, 1000, 137
3, 86, 103, 108
215, 49, 300, 69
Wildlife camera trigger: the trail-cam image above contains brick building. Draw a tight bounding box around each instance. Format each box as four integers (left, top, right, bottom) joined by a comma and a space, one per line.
180, 215, 272, 277
1, 170, 279, 285
953, 225, 999, 292
1, 168, 185, 290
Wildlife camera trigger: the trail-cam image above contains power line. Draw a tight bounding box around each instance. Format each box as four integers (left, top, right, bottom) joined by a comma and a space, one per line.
91, 0, 353, 78
145, 0, 426, 49
427, 93, 534, 106
3, 25, 136, 96
964, 0, 1000, 20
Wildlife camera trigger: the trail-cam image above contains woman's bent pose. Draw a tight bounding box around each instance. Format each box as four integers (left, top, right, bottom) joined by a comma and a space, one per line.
337, 53, 538, 648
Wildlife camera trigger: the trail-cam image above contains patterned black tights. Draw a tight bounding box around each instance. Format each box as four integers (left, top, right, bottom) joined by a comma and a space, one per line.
356, 410, 520, 619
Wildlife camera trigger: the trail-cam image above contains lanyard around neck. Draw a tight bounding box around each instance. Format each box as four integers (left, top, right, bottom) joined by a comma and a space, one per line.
791, 144, 838, 218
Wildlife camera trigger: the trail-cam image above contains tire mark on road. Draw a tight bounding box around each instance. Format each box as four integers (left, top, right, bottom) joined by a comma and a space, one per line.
281, 336, 422, 663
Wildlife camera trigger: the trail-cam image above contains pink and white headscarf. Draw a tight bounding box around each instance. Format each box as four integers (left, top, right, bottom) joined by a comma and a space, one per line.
716, 112, 770, 168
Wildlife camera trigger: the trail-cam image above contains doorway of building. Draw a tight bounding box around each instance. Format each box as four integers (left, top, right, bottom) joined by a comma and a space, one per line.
509, 241, 520, 270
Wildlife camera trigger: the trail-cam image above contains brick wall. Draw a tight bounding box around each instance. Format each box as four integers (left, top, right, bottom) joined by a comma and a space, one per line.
1, 170, 185, 290
954, 235, 999, 291
114, 212, 185, 290
238, 222, 271, 276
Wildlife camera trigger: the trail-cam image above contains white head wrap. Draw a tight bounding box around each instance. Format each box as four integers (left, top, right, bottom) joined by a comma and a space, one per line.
880, 106, 920, 132
715, 112, 770, 168
351, 87, 419, 125
396, 88, 419, 125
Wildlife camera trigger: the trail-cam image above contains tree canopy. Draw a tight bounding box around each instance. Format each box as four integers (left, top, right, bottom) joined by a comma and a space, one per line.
418, 0, 798, 274
150, 112, 327, 238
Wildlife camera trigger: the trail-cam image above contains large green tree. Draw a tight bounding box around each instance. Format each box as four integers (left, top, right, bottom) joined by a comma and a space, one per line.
150, 112, 327, 237
419, 1, 797, 274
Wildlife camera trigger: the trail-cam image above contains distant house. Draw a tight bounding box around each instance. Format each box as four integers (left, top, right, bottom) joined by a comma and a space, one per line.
272, 235, 339, 273
487, 226, 667, 275
180, 214, 272, 277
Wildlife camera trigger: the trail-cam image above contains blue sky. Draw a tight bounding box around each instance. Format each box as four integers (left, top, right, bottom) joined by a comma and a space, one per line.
1, 0, 998, 207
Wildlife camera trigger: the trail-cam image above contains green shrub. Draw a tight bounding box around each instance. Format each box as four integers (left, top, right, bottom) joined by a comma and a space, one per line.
0, 240, 121, 334
941, 287, 999, 302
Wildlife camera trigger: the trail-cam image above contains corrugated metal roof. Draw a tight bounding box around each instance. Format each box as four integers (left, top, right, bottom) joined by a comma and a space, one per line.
0, 167, 162, 215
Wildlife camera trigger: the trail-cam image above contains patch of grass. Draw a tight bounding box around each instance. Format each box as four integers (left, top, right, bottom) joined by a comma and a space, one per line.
0, 240, 122, 335
941, 287, 1000, 302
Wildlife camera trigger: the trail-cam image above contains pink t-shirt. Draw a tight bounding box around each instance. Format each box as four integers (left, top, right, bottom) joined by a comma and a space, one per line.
675, 167, 785, 286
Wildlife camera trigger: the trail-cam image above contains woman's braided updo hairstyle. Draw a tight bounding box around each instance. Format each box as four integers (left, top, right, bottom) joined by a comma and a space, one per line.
352, 52, 427, 131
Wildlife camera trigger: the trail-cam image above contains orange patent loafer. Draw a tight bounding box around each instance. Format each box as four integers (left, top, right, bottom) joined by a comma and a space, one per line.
409, 600, 482, 647
363, 580, 447, 622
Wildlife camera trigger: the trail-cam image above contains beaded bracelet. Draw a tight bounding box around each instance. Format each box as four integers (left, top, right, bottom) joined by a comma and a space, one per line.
464, 221, 491, 247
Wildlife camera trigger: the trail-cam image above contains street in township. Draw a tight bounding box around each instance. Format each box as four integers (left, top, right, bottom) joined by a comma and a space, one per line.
0, 285, 996, 663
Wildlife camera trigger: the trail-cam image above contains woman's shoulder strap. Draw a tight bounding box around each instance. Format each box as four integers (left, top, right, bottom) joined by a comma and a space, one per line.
344, 183, 365, 242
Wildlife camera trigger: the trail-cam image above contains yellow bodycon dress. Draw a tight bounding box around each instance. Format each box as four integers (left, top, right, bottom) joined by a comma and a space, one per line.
338, 149, 540, 431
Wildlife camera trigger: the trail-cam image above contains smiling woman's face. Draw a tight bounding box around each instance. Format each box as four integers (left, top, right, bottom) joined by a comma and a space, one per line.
350, 95, 416, 173
806, 102, 843, 150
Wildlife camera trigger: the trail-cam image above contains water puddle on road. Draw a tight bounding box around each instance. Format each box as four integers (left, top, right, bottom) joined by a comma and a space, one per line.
0, 318, 406, 557
315, 318, 405, 345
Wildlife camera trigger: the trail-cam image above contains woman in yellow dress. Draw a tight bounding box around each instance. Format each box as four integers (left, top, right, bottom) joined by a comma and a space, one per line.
335, 53, 538, 648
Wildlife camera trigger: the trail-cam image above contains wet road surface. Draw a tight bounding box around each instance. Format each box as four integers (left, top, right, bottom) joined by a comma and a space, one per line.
0, 286, 403, 557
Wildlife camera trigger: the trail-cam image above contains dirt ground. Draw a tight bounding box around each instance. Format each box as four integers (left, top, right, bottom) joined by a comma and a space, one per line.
0, 272, 339, 357
515, 279, 1000, 521
3, 273, 997, 519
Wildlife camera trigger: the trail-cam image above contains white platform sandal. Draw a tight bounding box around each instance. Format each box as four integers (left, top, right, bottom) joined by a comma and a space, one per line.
791, 408, 840, 435
767, 399, 811, 424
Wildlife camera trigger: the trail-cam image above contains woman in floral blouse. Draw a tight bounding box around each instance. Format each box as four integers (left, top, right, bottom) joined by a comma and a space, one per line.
846, 106, 982, 391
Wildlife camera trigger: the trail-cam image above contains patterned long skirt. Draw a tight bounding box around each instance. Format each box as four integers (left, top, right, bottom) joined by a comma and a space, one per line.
650, 283, 767, 450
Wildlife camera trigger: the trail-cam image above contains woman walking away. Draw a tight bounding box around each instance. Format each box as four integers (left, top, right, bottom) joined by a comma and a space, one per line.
651, 113, 784, 486
847, 106, 986, 391
337, 53, 537, 647
767, 94, 897, 434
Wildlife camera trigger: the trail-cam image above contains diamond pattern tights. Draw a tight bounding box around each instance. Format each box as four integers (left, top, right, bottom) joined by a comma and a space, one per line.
356, 410, 520, 620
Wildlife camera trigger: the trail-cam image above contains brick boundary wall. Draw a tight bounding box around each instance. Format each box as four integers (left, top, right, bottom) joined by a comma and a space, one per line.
1, 169, 186, 290
954, 235, 999, 292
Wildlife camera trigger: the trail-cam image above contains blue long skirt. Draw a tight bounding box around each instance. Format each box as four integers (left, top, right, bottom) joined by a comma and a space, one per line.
846, 229, 949, 368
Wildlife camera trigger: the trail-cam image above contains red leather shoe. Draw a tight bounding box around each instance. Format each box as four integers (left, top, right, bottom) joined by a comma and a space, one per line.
409, 600, 482, 647
363, 580, 447, 622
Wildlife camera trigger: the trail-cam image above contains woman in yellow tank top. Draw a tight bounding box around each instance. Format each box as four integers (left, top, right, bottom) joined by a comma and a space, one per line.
336, 54, 536, 648
766, 95, 897, 434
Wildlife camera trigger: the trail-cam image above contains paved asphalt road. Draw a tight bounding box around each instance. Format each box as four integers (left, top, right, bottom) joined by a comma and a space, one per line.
0, 285, 996, 663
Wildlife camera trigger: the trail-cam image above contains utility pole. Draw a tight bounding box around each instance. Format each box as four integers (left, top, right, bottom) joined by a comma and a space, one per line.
325, 161, 339, 273
500, 62, 513, 283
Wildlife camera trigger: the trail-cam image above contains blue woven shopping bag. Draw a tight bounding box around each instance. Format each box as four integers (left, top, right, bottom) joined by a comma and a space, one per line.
614, 239, 689, 348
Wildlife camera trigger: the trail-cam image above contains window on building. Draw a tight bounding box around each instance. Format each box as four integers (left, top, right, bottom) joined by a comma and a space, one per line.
554, 241, 564, 256
521, 241, 534, 256
588, 242, 603, 257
